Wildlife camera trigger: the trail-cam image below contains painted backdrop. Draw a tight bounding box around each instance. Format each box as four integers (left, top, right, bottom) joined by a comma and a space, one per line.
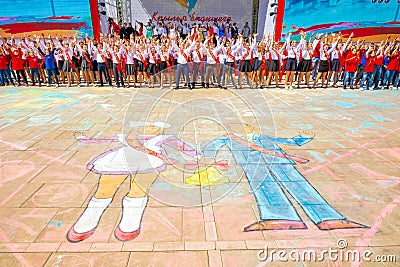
278, 0, 400, 41
0, 0, 94, 37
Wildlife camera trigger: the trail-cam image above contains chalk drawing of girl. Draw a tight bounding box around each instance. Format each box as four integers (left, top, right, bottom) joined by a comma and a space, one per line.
67, 122, 198, 242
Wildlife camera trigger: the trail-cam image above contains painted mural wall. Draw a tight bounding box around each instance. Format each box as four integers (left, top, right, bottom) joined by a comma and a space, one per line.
0, 0, 94, 37
280, 0, 400, 41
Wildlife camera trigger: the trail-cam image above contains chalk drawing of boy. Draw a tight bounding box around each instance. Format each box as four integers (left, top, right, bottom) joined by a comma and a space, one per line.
201, 124, 368, 231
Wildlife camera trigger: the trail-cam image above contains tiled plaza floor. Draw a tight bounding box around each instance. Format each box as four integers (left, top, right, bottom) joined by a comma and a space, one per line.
0, 86, 399, 266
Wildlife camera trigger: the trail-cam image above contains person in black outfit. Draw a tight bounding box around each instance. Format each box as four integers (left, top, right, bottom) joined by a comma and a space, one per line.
120, 23, 127, 40
231, 23, 238, 40
126, 23, 134, 40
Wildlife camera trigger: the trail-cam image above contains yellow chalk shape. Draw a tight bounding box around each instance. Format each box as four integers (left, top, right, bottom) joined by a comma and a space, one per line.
185, 167, 229, 186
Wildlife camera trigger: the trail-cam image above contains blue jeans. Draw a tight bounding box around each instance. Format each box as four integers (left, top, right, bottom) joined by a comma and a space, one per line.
97, 62, 112, 86
360, 72, 373, 89
312, 57, 320, 79
382, 70, 396, 88
46, 68, 59, 85
176, 63, 190, 88
30, 68, 41, 85
343, 72, 354, 87
395, 72, 400, 88
372, 66, 382, 89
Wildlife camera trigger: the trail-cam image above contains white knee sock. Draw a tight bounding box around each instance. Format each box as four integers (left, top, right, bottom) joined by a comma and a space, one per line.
74, 197, 112, 233
119, 196, 148, 232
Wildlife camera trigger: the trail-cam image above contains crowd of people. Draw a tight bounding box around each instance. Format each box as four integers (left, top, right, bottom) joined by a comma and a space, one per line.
0, 19, 399, 91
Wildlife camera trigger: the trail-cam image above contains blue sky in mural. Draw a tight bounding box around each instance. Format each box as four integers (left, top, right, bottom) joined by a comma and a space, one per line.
0, 0, 93, 36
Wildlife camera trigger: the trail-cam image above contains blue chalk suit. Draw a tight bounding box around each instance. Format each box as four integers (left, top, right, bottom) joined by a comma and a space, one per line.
202, 134, 346, 224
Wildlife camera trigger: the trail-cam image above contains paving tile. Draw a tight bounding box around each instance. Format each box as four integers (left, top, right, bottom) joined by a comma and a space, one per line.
0, 252, 50, 266
185, 241, 215, 251
44, 252, 130, 266
127, 251, 209, 266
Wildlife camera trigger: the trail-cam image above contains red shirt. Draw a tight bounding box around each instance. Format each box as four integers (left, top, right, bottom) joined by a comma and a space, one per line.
387, 54, 399, 71
7, 49, 24, 70
345, 52, 358, 72
0, 55, 8, 70
374, 54, 384, 66
27, 56, 39, 68
364, 56, 375, 73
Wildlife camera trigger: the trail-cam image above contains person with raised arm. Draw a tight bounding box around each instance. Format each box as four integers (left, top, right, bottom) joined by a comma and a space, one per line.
296, 31, 313, 89
265, 34, 282, 89
90, 39, 113, 87
326, 32, 353, 88
237, 33, 257, 88
343, 44, 360, 90
381, 38, 399, 89
171, 34, 196, 90
372, 38, 388, 90
312, 33, 331, 89
283, 32, 301, 90
76, 36, 95, 86
200, 36, 225, 89
158, 41, 173, 89
54, 36, 80, 87
107, 41, 126, 88
191, 38, 206, 89
3, 37, 28, 86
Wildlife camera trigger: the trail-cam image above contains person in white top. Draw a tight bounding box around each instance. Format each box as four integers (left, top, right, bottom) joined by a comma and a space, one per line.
237, 33, 257, 88
313, 33, 336, 88
191, 40, 206, 88
284, 32, 302, 90
147, 46, 160, 88
91, 41, 112, 87
296, 32, 314, 88
158, 42, 173, 89
171, 35, 196, 89
201, 37, 225, 88
266, 35, 283, 88
326, 32, 353, 87
55, 38, 80, 87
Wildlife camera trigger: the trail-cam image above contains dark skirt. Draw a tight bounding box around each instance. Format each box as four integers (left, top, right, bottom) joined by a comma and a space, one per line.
81, 59, 92, 71
62, 61, 73, 72
135, 59, 145, 72
72, 57, 79, 69
319, 60, 329, 73
240, 60, 252, 73
147, 63, 158, 75
284, 58, 297, 71
268, 60, 279, 72
330, 59, 340, 72
159, 61, 168, 72
126, 64, 135, 75
92, 60, 98, 71
58, 60, 65, 71
297, 59, 312, 72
